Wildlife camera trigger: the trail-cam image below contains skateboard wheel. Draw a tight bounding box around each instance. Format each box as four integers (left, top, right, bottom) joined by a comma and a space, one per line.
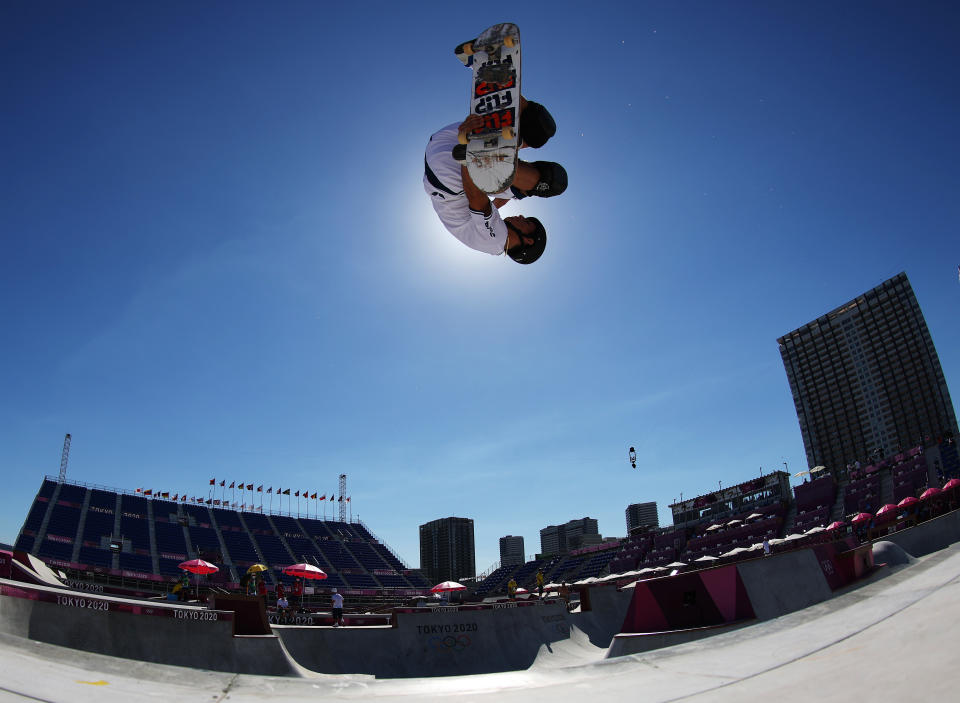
502, 126, 515, 140
504, 36, 516, 49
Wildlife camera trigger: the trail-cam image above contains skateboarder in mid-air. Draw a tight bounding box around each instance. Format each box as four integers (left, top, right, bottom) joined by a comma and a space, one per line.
424, 99, 567, 265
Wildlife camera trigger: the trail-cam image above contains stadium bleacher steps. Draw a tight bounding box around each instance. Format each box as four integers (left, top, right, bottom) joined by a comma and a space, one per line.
207, 508, 237, 582
70, 489, 93, 563
34, 482, 61, 547
146, 499, 160, 575
782, 500, 798, 535
295, 524, 333, 570
831, 478, 849, 522
111, 494, 122, 570
237, 512, 268, 572
180, 509, 196, 559
265, 515, 297, 569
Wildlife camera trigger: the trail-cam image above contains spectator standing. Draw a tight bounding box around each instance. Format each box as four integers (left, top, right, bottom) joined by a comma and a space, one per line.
331, 589, 344, 627
536, 569, 544, 599
507, 578, 517, 600
292, 577, 304, 611
178, 571, 190, 601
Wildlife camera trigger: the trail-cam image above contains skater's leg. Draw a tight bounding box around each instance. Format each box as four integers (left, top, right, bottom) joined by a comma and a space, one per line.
512, 161, 567, 197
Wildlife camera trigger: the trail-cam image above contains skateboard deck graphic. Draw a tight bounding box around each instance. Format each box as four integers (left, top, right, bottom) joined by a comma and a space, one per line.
454, 23, 520, 194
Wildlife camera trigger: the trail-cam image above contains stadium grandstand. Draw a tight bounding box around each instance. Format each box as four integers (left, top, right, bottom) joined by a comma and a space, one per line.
471, 438, 960, 597
14, 476, 431, 601
14, 439, 958, 603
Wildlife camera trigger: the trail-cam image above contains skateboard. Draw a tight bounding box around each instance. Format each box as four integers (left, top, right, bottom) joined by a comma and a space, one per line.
454, 22, 520, 194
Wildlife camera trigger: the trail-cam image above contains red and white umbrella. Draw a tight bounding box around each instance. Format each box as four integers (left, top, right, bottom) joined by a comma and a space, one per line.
826, 521, 846, 531
920, 487, 942, 500
851, 512, 873, 524
943, 478, 960, 491
875, 504, 899, 517
177, 559, 218, 601
897, 496, 919, 508
431, 580, 466, 593
178, 559, 218, 575
283, 563, 327, 580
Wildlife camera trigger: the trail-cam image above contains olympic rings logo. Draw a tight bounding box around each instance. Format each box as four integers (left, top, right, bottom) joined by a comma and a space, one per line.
430, 634, 471, 652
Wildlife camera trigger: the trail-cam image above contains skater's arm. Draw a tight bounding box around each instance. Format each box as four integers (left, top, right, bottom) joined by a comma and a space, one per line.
492, 198, 510, 209
461, 165, 492, 216
457, 114, 493, 215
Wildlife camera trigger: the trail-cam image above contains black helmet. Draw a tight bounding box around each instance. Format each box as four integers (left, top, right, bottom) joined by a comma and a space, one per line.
506, 217, 546, 265
519, 101, 556, 148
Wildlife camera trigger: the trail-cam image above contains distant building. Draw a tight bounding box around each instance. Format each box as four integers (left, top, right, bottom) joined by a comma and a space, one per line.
419, 517, 475, 585
499, 535, 525, 567
778, 272, 959, 472
539, 517, 599, 556
625, 502, 659, 534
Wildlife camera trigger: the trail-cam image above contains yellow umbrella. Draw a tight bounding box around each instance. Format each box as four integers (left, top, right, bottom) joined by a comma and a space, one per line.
247, 564, 268, 574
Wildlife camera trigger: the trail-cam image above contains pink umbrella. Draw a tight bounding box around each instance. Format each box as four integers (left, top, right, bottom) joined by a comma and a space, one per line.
178, 559, 218, 601
898, 496, 919, 508
943, 478, 960, 491
851, 512, 873, 524
875, 504, 899, 517
826, 521, 846, 530
920, 487, 942, 500
178, 559, 218, 575
283, 563, 327, 580
430, 580, 466, 593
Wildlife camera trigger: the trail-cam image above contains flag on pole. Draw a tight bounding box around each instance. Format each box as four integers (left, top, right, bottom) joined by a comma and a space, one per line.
220, 480, 225, 487
246, 484, 253, 491
229, 482, 235, 489
257, 485, 263, 492
267, 487, 273, 493
209, 478, 215, 485
319, 494, 326, 501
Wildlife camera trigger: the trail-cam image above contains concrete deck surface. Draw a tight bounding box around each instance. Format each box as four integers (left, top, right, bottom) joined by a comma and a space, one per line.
1, 544, 957, 702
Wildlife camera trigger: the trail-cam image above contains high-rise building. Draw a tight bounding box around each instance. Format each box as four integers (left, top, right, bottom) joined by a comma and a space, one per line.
539, 517, 599, 556
778, 272, 959, 472
419, 517, 475, 585
625, 501, 659, 534
499, 535, 524, 567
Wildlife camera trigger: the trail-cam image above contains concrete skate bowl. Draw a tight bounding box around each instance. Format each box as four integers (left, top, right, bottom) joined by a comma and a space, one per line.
2, 518, 960, 701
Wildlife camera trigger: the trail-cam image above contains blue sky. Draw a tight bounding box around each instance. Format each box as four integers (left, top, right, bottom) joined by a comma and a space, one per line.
2, 1, 958, 574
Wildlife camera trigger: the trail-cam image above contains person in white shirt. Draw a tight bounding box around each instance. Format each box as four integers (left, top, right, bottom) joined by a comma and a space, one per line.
424, 100, 566, 264
331, 589, 344, 627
